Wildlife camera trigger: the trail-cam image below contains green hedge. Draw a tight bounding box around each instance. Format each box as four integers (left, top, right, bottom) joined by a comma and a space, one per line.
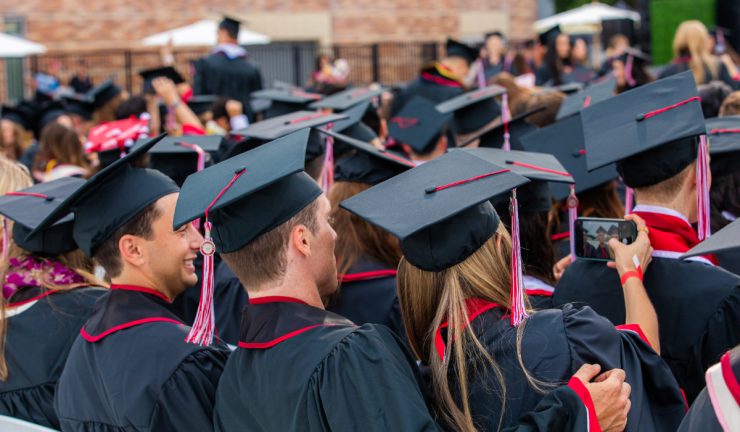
649, 0, 715, 65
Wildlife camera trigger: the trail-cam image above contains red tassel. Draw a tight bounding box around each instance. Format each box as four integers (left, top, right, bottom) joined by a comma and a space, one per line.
509, 189, 528, 326
178, 142, 206, 172
624, 187, 634, 215
322, 123, 335, 192
697, 135, 711, 240
186, 169, 246, 346
1, 218, 8, 264
502, 93, 511, 151
567, 184, 578, 260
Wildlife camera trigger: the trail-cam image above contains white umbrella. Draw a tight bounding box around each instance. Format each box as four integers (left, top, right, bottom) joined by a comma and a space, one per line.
141, 20, 270, 47
0, 33, 46, 57
534, 3, 640, 34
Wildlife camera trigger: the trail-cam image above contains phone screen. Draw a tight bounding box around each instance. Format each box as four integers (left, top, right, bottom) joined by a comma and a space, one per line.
575, 218, 637, 261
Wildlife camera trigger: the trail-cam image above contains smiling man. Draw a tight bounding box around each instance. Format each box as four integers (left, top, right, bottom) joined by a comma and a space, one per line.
30, 135, 230, 432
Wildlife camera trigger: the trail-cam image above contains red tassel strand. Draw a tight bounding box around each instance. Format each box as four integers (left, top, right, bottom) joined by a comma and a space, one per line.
509, 189, 528, 326
502, 93, 511, 151
567, 184, 579, 260
624, 187, 634, 215
322, 123, 335, 192
697, 135, 711, 240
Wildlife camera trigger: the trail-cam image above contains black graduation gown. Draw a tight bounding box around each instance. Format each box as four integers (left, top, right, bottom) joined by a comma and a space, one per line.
0, 286, 105, 429
440, 301, 686, 431
193, 52, 263, 121
677, 346, 739, 432
54, 286, 230, 432
327, 257, 405, 339
553, 257, 740, 402
214, 298, 440, 431
173, 257, 248, 346
391, 64, 465, 115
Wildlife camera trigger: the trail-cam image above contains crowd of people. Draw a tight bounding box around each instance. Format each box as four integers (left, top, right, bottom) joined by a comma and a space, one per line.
0, 14, 738, 432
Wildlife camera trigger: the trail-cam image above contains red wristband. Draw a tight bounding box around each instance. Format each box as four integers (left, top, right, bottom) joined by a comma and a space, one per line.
620, 268, 643, 285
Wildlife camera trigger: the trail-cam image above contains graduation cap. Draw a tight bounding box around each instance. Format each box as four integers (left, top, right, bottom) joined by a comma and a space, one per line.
173, 129, 322, 345
137, 135, 224, 186
318, 128, 414, 185
519, 113, 618, 201
580, 71, 705, 188
62, 94, 95, 121
538, 25, 562, 46
436, 86, 505, 135
389, 96, 452, 154
1, 102, 36, 130
87, 79, 122, 110
556, 78, 616, 120
139, 66, 185, 94
324, 100, 378, 156
681, 218, 740, 259
463, 148, 573, 213
32, 101, 68, 139
250, 88, 324, 118
249, 98, 272, 115
0, 177, 84, 255
553, 82, 584, 94
341, 150, 532, 325
705, 116, 740, 177
28, 134, 179, 257
614, 48, 651, 88
595, 226, 608, 234
445, 38, 479, 65
461, 106, 544, 150
219, 16, 241, 36
186, 95, 219, 116
308, 86, 384, 111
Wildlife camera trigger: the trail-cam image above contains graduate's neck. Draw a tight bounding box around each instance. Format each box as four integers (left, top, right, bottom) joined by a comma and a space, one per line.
247, 274, 325, 309
635, 185, 696, 223
111, 270, 177, 302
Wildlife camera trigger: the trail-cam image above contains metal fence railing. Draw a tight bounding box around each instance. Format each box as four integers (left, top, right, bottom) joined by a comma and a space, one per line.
1, 41, 441, 103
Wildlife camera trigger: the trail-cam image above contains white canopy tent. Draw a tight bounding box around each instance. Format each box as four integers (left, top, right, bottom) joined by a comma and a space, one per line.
141, 20, 270, 47
534, 2, 640, 35
0, 33, 46, 57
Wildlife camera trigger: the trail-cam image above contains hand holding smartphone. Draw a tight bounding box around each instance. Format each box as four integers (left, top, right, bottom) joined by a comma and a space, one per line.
574, 217, 637, 262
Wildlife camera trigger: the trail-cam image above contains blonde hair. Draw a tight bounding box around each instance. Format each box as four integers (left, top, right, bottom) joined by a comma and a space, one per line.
673, 20, 719, 84
397, 226, 549, 431
0, 155, 32, 195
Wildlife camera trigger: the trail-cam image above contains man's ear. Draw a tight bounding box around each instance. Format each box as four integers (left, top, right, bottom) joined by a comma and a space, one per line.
290, 224, 312, 258
118, 234, 146, 268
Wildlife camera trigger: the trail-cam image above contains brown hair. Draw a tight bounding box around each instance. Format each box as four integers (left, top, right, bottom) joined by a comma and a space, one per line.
397, 227, 548, 431
34, 123, 90, 173
221, 199, 319, 289
719, 91, 740, 116
673, 20, 719, 84
490, 72, 534, 116
578, 180, 624, 218
521, 90, 566, 128
93, 202, 161, 278
93, 93, 125, 124
1, 121, 30, 161
635, 163, 693, 202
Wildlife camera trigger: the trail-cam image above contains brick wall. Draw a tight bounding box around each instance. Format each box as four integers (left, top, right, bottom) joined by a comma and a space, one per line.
0, 0, 538, 50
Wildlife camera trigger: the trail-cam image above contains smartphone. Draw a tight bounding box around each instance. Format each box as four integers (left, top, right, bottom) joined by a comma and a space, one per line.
574, 217, 637, 262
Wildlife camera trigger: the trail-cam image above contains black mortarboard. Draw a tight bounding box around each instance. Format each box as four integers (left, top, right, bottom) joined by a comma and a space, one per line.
186, 95, 218, 116
325, 100, 378, 156
250, 88, 324, 118
462, 106, 544, 150
0, 177, 84, 255
580, 71, 705, 188
681, 218, 740, 259
596, 226, 607, 234
319, 128, 415, 185
389, 96, 452, 154
250, 98, 272, 115
32, 101, 68, 139
519, 113, 618, 200
28, 134, 179, 257
436, 86, 504, 135
139, 66, 185, 94
87, 80, 122, 110
1, 102, 36, 130
340, 150, 529, 271
173, 129, 322, 253
463, 148, 574, 212
138, 135, 224, 186
309, 86, 384, 111
445, 38, 479, 65
556, 78, 616, 120
553, 82, 584, 94
62, 94, 95, 121
706, 116, 740, 177
219, 16, 241, 36
538, 25, 562, 46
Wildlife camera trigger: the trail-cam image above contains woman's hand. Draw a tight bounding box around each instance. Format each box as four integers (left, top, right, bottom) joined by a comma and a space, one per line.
606, 214, 652, 276
152, 77, 179, 106
553, 254, 573, 281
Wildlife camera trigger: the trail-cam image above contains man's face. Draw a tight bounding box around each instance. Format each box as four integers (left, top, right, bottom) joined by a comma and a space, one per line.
486, 36, 504, 56
141, 193, 203, 298
308, 195, 338, 296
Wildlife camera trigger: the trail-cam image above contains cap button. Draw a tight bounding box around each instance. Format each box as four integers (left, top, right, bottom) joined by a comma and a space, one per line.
425, 186, 437, 194
635, 113, 645, 121
235, 167, 246, 174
